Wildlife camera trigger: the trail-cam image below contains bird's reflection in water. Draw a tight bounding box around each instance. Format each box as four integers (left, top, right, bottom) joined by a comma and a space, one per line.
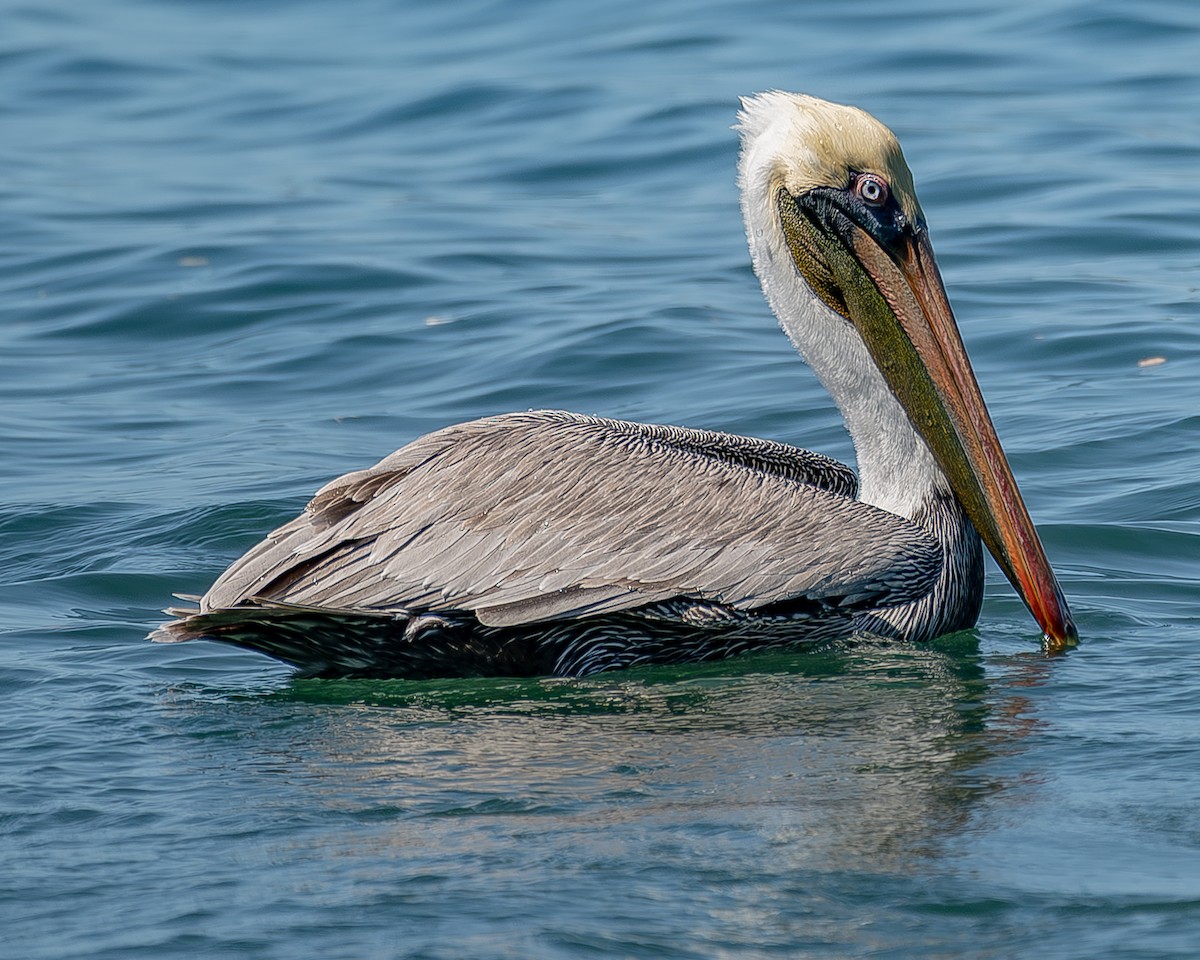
247, 637, 1055, 877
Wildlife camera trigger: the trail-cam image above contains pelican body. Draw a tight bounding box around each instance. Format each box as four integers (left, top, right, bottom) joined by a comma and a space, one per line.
153, 93, 1076, 678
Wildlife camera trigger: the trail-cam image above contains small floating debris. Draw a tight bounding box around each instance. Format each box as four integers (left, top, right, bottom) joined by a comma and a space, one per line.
178, 256, 209, 268
424, 315, 458, 326
1137, 356, 1166, 368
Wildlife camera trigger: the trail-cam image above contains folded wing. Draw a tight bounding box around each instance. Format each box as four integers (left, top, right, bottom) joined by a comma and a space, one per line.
199, 411, 941, 626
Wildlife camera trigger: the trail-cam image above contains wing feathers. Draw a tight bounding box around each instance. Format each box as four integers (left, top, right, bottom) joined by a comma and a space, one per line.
201, 411, 939, 625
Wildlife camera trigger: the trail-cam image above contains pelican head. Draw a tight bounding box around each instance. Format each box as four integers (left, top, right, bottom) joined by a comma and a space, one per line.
737, 92, 1076, 649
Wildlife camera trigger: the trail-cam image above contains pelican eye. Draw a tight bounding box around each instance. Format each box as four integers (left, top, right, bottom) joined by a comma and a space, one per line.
852, 173, 889, 207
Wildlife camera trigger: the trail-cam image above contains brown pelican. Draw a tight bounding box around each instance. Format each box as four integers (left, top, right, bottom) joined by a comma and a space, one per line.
152, 92, 1077, 678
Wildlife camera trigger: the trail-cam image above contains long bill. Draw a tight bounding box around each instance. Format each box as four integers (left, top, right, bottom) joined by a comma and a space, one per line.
787, 197, 1078, 649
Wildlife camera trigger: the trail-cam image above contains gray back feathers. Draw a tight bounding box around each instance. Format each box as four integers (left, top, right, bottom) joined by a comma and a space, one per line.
200, 411, 941, 627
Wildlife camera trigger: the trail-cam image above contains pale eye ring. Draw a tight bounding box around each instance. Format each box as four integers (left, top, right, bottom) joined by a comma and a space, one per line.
854, 173, 889, 206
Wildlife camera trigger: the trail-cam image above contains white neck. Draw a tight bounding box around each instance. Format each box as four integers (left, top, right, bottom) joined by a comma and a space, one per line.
738, 155, 950, 521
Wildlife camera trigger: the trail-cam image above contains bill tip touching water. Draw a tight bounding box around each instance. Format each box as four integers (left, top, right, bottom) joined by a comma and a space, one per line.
151, 91, 1077, 678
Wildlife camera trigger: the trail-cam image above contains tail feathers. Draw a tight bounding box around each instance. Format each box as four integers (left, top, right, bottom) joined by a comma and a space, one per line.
150, 596, 398, 640
147, 599, 528, 679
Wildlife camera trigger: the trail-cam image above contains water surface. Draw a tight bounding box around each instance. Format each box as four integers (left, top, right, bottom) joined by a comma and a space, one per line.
3, 1, 1200, 957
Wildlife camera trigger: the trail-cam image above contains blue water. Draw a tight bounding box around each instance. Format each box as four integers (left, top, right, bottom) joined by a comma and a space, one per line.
4, 0, 1200, 956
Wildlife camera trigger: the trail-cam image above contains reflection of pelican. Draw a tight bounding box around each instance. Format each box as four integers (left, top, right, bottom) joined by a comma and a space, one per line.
152, 92, 1076, 678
